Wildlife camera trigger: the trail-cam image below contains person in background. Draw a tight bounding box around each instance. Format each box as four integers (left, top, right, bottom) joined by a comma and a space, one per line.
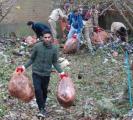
111, 22, 128, 42
17, 31, 67, 118
60, 3, 70, 39
48, 4, 69, 39
27, 21, 51, 39
83, 8, 94, 54
63, 2, 70, 15
91, 5, 99, 27
67, 8, 83, 48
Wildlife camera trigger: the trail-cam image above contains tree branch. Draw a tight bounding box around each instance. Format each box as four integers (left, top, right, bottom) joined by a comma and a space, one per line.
113, 0, 133, 32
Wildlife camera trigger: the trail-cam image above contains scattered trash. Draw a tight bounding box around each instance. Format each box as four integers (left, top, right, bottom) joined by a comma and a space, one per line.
92, 30, 109, 45
112, 51, 118, 57
63, 34, 79, 54
28, 98, 38, 108
58, 57, 70, 69
24, 36, 36, 46
111, 58, 117, 63
0, 51, 8, 63
15, 6, 21, 9
102, 58, 108, 64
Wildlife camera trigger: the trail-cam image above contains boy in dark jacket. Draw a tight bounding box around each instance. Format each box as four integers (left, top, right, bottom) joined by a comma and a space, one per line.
18, 31, 66, 118
27, 21, 51, 39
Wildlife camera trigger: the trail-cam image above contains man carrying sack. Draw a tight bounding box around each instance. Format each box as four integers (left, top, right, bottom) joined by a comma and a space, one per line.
17, 31, 67, 118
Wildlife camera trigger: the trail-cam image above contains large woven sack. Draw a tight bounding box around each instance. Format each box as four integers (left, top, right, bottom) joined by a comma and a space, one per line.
8, 70, 34, 102
92, 31, 109, 45
57, 76, 76, 108
63, 36, 78, 54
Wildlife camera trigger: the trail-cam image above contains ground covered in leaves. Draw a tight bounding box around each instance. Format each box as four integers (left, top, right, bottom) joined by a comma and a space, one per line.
0, 37, 133, 120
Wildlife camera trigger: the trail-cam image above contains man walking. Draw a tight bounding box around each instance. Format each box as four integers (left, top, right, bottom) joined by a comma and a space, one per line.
18, 31, 66, 118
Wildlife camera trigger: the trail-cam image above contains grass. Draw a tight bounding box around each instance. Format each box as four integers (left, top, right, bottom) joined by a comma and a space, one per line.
0, 40, 133, 119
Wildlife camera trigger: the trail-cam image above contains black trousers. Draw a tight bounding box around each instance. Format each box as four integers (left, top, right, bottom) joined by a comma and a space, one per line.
32, 73, 50, 110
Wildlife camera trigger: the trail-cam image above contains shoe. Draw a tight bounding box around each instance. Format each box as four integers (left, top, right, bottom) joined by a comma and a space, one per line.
37, 109, 48, 118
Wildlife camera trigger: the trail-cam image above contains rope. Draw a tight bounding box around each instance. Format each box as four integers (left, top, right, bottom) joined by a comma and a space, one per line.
125, 51, 132, 110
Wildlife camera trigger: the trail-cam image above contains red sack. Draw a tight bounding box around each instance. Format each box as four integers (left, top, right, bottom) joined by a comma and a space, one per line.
92, 31, 109, 45
57, 76, 76, 108
25, 36, 37, 46
63, 34, 78, 54
52, 39, 59, 45
8, 70, 34, 102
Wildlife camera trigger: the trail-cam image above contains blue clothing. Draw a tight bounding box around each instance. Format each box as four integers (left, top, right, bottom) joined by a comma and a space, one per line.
68, 12, 83, 33
68, 11, 73, 25
67, 12, 83, 47
32, 22, 51, 38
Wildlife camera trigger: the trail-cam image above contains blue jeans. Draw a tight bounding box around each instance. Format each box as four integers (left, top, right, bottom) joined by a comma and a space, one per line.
32, 73, 50, 110
67, 26, 82, 49
67, 26, 81, 42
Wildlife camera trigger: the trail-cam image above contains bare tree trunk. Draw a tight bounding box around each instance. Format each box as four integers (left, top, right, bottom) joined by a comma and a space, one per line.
113, 0, 133, 32
123, 2, 133, 19
0, 0, 18, 23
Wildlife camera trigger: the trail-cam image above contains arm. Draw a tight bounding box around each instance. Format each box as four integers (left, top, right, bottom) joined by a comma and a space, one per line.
24, 46, 37, 68
52, 47, 63, 73
77, 16, 83, 33
58, 9, 67, 19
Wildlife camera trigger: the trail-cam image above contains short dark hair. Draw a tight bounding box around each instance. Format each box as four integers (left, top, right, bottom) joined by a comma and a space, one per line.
42, 30, 52, 36
27, 21, 34, 26
73, 8, 78, 13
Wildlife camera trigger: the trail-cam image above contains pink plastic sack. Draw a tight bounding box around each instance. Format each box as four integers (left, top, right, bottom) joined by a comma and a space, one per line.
8, 70, 34, 102
92, 31, 109, 45
57, 76, 76, 108
63, 34, 78, 54
25, 36, 37, 46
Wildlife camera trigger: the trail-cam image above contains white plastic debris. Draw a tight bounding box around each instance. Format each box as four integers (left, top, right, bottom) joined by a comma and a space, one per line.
102, 58, 108, 64
58, 57, 70, 68
0, 51, 8, 63
28, 98, 38, 108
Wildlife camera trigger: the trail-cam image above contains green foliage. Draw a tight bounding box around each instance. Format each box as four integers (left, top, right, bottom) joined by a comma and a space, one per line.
0, 104, 6, 117
16, 25, 34, 37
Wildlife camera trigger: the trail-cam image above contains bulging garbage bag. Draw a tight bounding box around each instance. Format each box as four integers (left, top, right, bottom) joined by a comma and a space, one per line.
8, 70, 34, 102
63, 34, 78, 54
57, 76, 76, 108
92, 31, 109, 45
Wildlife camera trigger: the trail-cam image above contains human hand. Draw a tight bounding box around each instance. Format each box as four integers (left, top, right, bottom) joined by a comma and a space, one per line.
59, 72, 68, 79
16, 65, 25, 73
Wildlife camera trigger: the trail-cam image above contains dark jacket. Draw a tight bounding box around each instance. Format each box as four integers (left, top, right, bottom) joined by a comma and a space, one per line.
24, 41, 62, 76
32, 22, 50, 38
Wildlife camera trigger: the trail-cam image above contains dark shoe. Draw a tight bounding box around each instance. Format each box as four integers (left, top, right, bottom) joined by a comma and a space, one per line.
37, 109, 48, 118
